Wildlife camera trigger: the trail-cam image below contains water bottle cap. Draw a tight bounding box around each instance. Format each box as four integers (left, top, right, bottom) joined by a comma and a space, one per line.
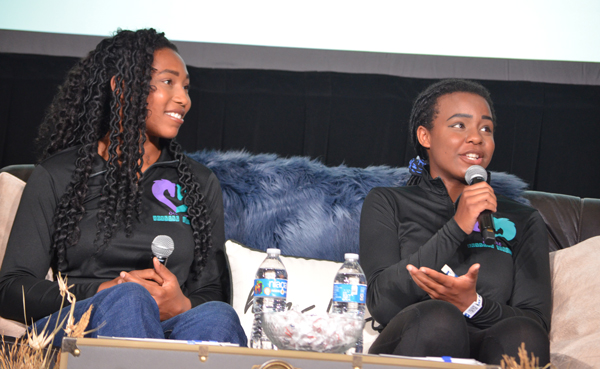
266, 248, 281, 255
344, 253, 359, 260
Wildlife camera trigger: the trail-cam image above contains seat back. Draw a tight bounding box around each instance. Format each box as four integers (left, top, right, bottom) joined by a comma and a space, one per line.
523, 190, 600, 252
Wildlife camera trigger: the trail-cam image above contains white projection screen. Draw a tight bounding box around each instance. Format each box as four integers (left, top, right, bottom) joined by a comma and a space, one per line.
1, 0, 600, 85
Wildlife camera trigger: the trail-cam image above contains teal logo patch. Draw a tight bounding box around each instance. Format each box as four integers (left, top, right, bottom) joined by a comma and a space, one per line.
469, 216, 516, 255
493, 217, 516, 241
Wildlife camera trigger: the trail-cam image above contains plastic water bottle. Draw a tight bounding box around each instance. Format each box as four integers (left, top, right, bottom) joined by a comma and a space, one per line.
250, 248, 288, 349
332, 253, 367, 353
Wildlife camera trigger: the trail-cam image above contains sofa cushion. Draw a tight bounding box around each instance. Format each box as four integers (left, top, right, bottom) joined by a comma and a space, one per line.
549, 236, 600, 368
0, 173, 26, 269
225, 240, 379, 352
0, 172, 28, 337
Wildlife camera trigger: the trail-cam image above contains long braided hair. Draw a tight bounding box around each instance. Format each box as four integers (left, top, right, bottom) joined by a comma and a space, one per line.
406, 79, 496, 185
36, 29, 212, 279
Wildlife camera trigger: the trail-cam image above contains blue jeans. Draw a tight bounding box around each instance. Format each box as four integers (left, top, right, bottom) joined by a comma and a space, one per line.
33, 283, 247, 348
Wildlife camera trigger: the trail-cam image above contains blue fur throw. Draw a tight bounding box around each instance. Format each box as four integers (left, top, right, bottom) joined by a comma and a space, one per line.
187, 150, 529, 262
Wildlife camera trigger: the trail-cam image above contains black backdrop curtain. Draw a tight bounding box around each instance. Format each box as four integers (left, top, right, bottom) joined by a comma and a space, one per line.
1, 52, 599, 198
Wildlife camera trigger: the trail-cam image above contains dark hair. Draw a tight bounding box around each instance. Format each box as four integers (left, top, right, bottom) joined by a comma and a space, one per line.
409, 79, 496, 161
37, 28, 212, 279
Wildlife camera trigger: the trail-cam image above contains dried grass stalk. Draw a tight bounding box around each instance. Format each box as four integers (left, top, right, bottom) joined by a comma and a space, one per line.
501, 342, 553, 369
68, 304, 94, 338
0, 272, 92, 369
0, 335, 57, 369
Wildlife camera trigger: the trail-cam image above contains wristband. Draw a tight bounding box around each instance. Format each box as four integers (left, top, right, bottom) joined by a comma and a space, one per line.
463, 293, 482, 318
442, 264, 457, 277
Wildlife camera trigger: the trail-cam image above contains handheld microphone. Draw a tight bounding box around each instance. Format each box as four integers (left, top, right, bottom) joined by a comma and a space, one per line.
465, 165, 495, 245
151, 235, 175, 266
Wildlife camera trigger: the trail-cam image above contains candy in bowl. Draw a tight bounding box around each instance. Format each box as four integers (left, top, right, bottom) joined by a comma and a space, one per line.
262, 310, 364, 353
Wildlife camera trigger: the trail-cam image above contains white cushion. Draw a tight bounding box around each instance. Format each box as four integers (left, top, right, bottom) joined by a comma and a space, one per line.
549, 236, 600, 369
0, 172, 28, 337
225, 240, 379, 352
0, 172, 26, 264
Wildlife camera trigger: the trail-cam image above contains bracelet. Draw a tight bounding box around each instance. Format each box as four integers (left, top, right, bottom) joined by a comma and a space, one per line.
463, 293, 483, 318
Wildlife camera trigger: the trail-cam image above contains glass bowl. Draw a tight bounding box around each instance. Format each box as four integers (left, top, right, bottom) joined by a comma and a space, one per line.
262, 310, 364, 353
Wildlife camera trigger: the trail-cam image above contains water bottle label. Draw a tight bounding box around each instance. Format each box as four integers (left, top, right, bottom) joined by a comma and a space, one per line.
254, 278, 287, 298
333, 283, 366, 303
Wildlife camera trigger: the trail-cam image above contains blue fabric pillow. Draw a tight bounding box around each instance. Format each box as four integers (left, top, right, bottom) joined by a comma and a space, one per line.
188, 150, 529, 262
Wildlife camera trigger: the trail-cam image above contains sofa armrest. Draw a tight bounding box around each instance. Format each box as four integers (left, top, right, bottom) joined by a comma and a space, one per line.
0, 164, 35, 183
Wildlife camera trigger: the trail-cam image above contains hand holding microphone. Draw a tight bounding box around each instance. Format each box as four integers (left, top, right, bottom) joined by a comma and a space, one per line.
465, 166, 496, 245
121, 235, 191, 319
454, 165, 497, 244
97, 234, 174, 292
118, 235, 175, 286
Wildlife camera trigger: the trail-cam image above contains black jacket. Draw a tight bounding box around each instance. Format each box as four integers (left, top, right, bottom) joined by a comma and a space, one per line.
0, 146, 228, 323
359, 170, 551, 332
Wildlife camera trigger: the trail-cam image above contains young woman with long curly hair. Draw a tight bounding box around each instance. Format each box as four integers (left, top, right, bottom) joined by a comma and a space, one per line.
0, 29, 246, 346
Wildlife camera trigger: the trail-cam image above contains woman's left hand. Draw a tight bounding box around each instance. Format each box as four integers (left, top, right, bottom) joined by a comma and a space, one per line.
407, 263, 480, 312
120, 257, 192, 321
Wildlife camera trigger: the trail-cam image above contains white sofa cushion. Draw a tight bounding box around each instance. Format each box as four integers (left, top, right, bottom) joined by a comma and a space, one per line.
0, 172, 28, 337
0, 172, 26, 264
225, 239, 379, 352
549, 236, 600, 369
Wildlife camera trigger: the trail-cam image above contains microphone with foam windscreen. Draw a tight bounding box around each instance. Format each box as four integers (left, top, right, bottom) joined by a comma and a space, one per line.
465, 165, 496, 245
151, 235, 174, 266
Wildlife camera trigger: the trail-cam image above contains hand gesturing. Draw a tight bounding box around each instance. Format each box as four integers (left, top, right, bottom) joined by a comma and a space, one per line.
407, 263, 480, 312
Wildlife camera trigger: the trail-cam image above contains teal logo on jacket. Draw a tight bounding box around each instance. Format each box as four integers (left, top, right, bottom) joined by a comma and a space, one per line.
474, 216, 516, 241
470, 216, 516, 255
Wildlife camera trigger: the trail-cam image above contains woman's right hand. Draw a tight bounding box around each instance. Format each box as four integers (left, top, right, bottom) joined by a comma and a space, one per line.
454, 181, 497, 234
120, 258, 191, 321
96, 268, 164, 292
